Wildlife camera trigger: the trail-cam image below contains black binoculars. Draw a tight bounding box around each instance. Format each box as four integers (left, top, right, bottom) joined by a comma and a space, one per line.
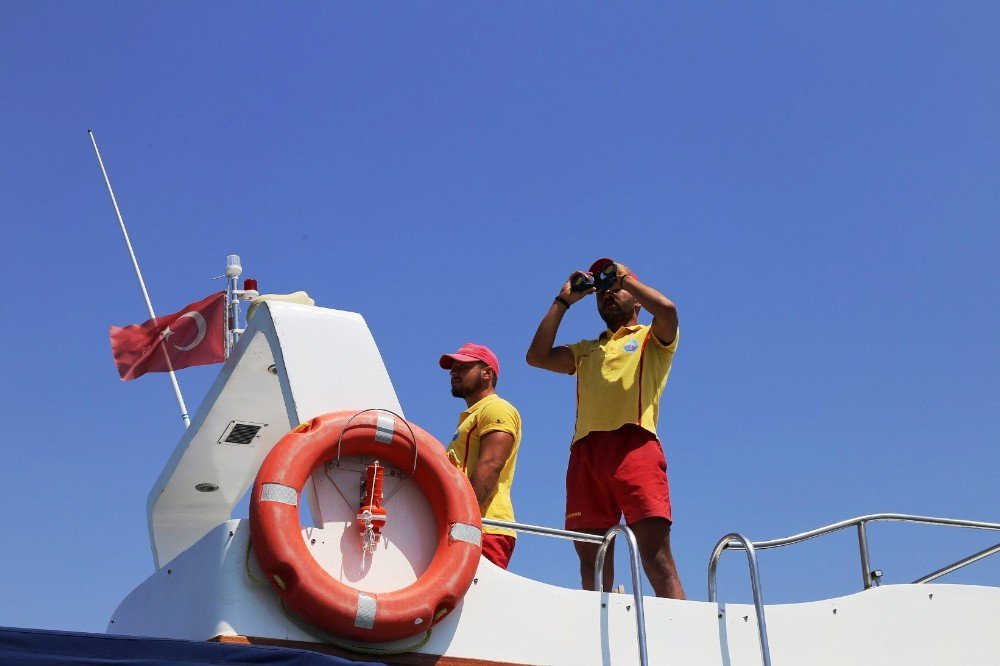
571, 260, 617, 292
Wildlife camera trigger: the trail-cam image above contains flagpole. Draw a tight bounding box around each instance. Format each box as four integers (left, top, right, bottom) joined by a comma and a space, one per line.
89, 130, 191, 428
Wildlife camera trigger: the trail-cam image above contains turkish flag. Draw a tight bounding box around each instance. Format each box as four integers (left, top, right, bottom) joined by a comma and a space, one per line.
109, 292, 227, 381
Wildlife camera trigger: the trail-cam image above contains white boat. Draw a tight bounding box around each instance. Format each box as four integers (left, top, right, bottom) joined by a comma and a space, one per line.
102, 282, 1000, 665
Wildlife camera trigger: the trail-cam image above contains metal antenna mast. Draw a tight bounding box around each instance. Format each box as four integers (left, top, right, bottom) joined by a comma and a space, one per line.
88, 130, 191, 428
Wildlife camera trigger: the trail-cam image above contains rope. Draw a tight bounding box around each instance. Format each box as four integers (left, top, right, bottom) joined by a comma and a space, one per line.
279, 599, 433, 656
358, 509, 378, 570
244, 537, 270, 587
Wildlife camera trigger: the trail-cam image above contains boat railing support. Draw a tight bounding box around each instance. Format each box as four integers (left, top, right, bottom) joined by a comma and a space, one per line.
595, 525, 649, 666
911, 541, 1000, 584
708, 514, 1000, 666
482, 518, 605, 545
483, 519, 650, 666
708, 533, 771, 666
708, 513, 1000, 666
708, 513, 1000, 595
857, 520, 873, 590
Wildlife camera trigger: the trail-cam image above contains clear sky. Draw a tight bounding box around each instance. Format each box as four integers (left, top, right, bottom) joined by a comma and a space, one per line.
1, 3, 997, 635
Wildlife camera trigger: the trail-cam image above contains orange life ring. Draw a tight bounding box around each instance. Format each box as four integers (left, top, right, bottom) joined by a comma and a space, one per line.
249, 410, 483, 643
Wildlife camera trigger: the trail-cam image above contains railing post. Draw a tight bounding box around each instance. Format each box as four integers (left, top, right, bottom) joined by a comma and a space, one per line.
708, 533, 772, 666
594, 525, 649, 666
857, 521, 873, 590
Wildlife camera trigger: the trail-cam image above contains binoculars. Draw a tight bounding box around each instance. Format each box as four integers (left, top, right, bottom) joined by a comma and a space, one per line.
571, 259, 618, 292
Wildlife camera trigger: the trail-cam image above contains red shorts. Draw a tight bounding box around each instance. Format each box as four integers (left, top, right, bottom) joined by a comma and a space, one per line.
481, 533, 516, 569
565, 424, 672, 531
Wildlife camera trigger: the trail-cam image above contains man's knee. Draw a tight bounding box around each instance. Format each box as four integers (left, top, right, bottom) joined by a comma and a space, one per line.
639, 545, 674, 576
576, 554, 596, 574
630, 518, 673, 561
630, 516, 671, 544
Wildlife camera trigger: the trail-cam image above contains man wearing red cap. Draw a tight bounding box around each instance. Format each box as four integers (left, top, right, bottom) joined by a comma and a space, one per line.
526, 259, 685, 599
440, 343, 523, 570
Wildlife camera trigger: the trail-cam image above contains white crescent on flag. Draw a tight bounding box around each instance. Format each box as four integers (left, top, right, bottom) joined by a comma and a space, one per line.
172, 311, 207, 351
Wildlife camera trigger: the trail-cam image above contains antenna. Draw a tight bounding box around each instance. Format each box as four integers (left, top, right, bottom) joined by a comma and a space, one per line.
88, 130, 191, 428
226, 255, 242, 354
223, 254, 259, 357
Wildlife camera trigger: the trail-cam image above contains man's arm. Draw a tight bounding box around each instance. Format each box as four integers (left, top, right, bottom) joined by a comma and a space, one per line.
468, 430, 515, 511
526, 272, 594, 374
617, 264, 678, 346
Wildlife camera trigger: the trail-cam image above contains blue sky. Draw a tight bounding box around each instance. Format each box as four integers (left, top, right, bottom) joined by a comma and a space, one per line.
1, 3, 997, 634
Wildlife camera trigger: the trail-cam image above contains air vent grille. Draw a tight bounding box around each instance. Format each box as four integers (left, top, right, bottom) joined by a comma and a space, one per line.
218, 421, 266, 446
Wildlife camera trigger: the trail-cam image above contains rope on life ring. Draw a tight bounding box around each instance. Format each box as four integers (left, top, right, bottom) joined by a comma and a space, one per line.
249, 409, 482, 643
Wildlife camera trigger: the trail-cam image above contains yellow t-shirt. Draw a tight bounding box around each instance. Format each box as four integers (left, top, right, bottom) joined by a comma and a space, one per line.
446, 394, 522, 538
567, 324, 678, 444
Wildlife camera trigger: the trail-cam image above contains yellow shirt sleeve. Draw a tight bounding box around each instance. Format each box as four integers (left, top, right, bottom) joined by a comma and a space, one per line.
646, 325, 680, 353
478, 399, 520, 438
566, 339, 595, 372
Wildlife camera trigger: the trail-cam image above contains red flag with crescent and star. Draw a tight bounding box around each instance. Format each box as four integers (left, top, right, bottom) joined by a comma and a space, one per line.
109, 292, 227, 381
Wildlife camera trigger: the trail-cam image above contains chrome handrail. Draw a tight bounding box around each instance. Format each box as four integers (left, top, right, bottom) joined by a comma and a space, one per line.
482, 517, 605, 544
483, 518, 650, 666
707, 514, 999, 666
595, 525, 649, 666
912, 542, 1000, 584
722, 513, 999, 551
711, 513, 1000, 591
708, 533, 771, 666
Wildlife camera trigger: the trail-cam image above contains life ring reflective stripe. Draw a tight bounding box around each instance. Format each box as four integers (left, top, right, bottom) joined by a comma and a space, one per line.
249, 410, 482, 643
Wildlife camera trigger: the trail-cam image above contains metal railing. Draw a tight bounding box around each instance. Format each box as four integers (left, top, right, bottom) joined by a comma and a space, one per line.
913, 541, 1000, 584
483, 518, 649, 666
595, 526, 649, 666
707, 513, 1000, 666
710, 513, 1000, 590
708, 533, 771, 666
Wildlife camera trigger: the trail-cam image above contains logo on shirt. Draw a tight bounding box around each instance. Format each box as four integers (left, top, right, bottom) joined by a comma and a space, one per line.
624, 339, 639, 353
451, 429, 459, 442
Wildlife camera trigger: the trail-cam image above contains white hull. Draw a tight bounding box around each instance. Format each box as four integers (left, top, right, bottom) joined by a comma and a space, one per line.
111, 518, 1000, 665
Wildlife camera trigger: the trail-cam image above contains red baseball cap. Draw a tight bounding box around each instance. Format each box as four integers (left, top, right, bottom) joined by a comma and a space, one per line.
589, 257, 615, 273
439, 343, 500, 378
589, 257, 637, 283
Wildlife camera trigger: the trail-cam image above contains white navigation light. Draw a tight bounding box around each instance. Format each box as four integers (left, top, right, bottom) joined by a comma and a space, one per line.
225, 254, 242, 278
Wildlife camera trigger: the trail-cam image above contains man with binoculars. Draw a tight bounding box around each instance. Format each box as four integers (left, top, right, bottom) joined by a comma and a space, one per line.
526, 259, 684, 599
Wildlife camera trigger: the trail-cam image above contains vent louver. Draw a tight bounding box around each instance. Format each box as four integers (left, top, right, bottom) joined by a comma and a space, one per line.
218, 421, 266, 446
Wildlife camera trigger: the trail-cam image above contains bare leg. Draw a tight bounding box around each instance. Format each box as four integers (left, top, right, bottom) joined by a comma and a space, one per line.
629, 517, 685, 599
573, 528, 614, 592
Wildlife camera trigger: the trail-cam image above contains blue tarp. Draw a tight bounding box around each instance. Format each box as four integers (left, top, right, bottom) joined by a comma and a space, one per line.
0, 626, 389, 665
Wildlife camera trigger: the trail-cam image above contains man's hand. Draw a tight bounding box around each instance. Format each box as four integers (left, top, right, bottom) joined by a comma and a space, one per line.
611, 262, 633, 291
526, 270, 584, 374
613, 261, 678, 345
562, 271, 597, 304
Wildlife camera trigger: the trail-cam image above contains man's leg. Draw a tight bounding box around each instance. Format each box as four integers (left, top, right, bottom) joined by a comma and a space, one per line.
573, 528, 614, 592
565, 433, 618, 592
629, 516, 685, 599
